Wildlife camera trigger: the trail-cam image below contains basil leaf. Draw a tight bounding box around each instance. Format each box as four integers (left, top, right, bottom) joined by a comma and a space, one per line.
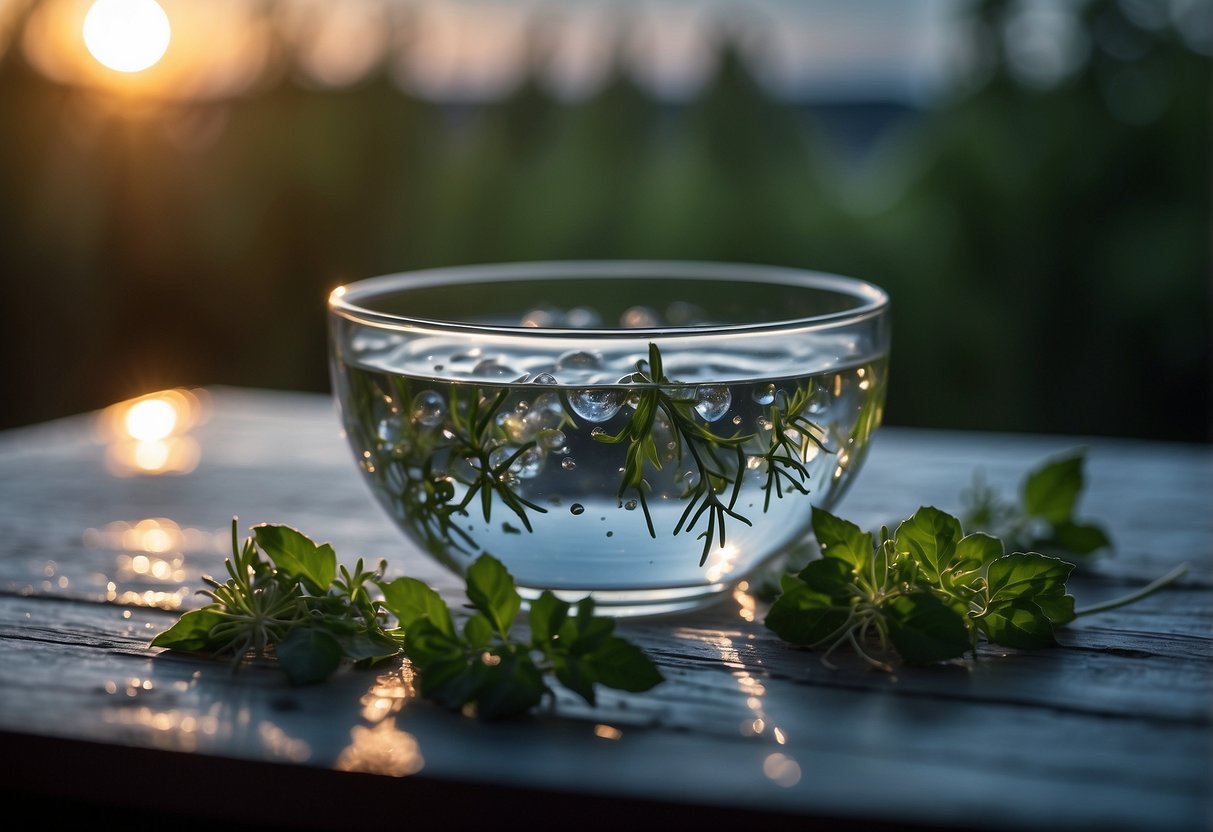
894, 507, 962, 583
1023, 453, 1083, 524
379, 576, 454, 635
811, 506, 873, 571
528, 590, 570, 647
253, 524, 336, 594
765, 575, 851, 647
986, 553, 1074, 604
885, 592, 970, 664
1046, 521, 1112, 556
476, 654, 547, 720
979, 598, 1057, 649
276, 627, 344, 685
586, 636, 664, 693
150, 608, 225, 652
463, 614, 493, 650
466, 555, 521, 639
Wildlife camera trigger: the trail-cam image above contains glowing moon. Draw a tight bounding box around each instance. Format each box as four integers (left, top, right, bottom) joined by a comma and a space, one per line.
83, 0, 171, 73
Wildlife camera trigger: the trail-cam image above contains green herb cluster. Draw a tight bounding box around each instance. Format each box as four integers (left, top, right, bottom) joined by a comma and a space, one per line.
387, 557, 663, 719
151, 521, 662, 716
962, 451, 1111, 559
765, 504, 1176, 668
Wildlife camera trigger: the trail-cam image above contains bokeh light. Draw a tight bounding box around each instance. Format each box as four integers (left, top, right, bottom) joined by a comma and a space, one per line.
83, 0, 171, 73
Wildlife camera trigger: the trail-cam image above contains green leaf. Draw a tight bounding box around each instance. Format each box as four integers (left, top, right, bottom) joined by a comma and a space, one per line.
1034, 594, 1077, 627
764, 575, 851, 647
276, 628, 344, 685
475, 654, 547, 720
379, 576, 454, 635
403, 619, 484, 708
1046, 521, 1112, 556
150, 608, 225, 652
333, 629, 399, 662
894, 507, 962, 583
528, 590, 570, 647
885, 592, 971, 663
565, 599, 615, 656
986, 553, 1075, 604
795, 557, 855, 599
954, 532, 1003, 570
979, 599, 1057, 649
586, 636, 664, 693
1023, 454, 1084, 524
466, 555, 521, 638
554, 655, 598, 705
253, 524, 337, 594
811, 507, 873, 571
464, 614, 493, 649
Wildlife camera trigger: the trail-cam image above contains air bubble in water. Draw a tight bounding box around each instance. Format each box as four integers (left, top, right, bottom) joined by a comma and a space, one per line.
693, 385, 732, 422
490, 446, 543, 478
558, 350, 602, 370
732, 415, 743, 425
752, 384, 777, 406
521, 308, 557, 328
624, 500, 638, 511
411, 390, 445, 426
472, 359, 515, 378
570, 503, 585, 515
569, 388, 624, 422
562, 458, 577, 471
539, 429, 566, 449
807, 386, 833, 415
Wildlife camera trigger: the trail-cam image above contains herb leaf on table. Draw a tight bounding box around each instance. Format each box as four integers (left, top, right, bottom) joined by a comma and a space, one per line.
151, 521, 662, 717
962, 450, 1112, 559
766, 504, 1181, 668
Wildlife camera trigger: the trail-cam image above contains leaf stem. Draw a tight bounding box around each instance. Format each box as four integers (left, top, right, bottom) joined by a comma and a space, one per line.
1074, 563, 1189, 617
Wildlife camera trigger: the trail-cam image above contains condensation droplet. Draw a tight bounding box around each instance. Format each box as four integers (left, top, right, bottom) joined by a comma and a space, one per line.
570, 504, 585, 516
693, 385, 732, 422
752, 384, 777, 406
532, 372, 558, 385
411, 390, 445, 426
569, 389, 624, 423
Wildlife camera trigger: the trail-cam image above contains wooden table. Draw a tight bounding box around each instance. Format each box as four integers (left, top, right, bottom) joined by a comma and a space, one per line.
1, 388, 1209, 830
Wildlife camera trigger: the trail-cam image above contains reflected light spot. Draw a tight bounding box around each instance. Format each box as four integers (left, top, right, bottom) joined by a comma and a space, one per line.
336, 721, 424, 777
258, 722, 311, 763
593, 724, 623, 741
704, 544, 739, 584
763, 753, 802, 787
83, 0, 171, 73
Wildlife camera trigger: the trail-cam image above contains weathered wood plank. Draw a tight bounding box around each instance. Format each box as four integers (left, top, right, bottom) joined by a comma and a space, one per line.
0, 388, 1209, 831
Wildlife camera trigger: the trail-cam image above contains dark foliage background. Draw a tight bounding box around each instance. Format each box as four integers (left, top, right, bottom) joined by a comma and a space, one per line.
0, 0, 1208, 440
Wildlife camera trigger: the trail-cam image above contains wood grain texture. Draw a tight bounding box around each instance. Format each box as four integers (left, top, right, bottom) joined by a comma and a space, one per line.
0, 388, 1209, 831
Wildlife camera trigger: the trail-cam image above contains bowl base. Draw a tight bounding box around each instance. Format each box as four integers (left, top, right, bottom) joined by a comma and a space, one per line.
516, 581, 732, 618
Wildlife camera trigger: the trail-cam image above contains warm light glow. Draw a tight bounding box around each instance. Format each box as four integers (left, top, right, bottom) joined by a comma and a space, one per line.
97, 389, 206, 476
83, 0, 171, 73
124, 397, 177, 441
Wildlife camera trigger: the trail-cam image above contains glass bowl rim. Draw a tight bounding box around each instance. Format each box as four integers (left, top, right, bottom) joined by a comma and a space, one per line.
329, 260, 889, 338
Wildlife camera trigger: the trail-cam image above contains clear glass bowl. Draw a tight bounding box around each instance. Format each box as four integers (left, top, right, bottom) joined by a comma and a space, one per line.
328, 261, 890, 616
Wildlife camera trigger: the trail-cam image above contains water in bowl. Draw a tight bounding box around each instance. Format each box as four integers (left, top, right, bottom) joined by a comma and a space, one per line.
334, 336, 886, 615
